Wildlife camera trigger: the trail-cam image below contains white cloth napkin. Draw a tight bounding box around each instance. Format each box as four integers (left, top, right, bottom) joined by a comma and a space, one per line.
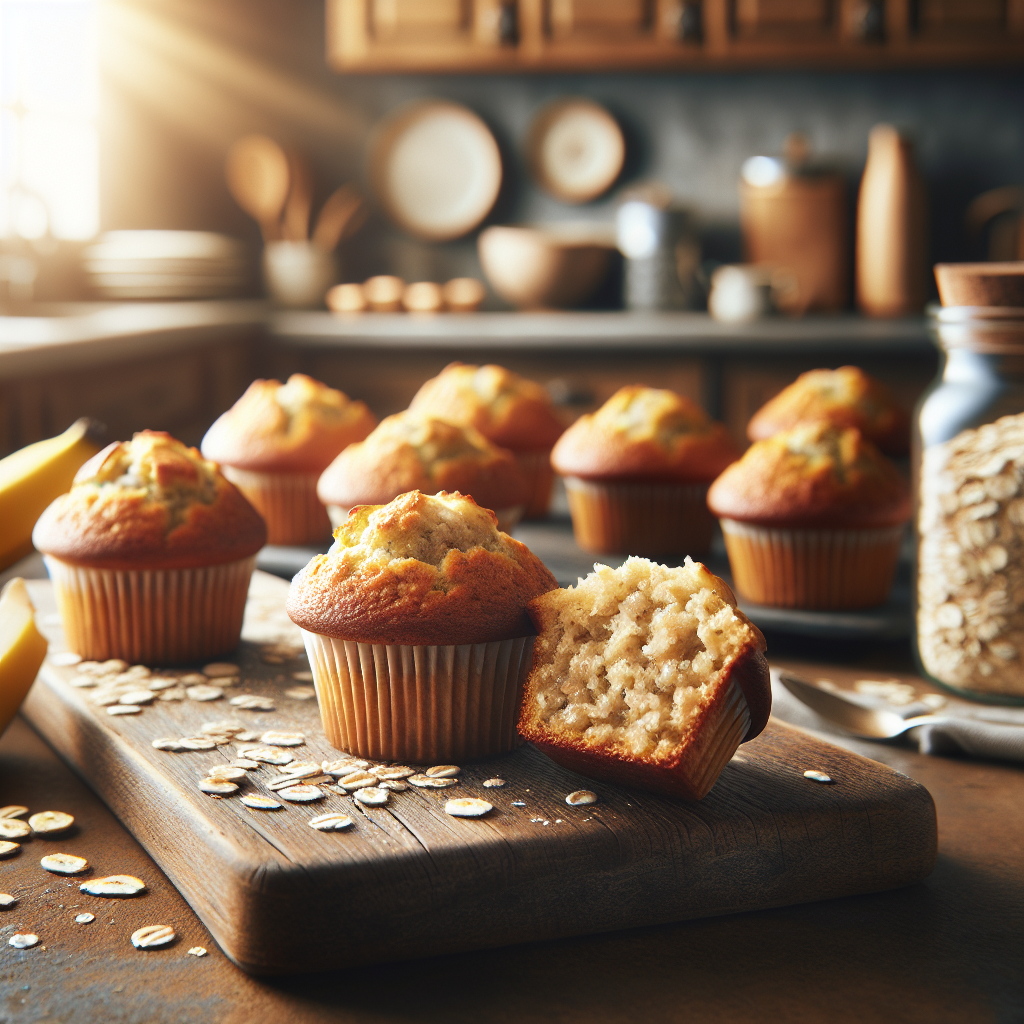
770, 669, 1024, 764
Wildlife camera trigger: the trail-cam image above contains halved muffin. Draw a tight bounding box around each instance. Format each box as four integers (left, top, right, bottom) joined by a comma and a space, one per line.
518, 557, 770, 801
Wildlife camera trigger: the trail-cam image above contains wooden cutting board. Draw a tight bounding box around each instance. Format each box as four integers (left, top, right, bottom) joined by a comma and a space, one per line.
22, 574, 937, 976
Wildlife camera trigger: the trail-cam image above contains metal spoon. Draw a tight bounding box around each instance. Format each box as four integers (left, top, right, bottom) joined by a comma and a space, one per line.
778, 671, 951, 739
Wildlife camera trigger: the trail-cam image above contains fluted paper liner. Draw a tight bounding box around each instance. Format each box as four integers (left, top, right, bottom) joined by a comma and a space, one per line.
516, 449, 556, 520
302, 631, 536, 762
719, 519, 904, 610
223, 466, 331, 546
564, 477, 715, 555
45, 555, 256, 664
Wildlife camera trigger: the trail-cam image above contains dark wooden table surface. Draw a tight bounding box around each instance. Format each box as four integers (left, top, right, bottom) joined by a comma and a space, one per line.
1, 655, 1021, 1024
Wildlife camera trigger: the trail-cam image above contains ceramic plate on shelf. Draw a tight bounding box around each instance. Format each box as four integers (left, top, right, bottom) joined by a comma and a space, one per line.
527, 98, 625, 205
369, 100, 502, 241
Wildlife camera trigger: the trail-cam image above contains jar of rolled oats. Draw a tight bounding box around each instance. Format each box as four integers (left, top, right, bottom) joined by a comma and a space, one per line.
915, 296, 1024, 702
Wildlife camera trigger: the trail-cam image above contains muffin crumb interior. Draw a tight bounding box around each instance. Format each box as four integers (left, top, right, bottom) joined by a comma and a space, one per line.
529, 558, 759, 760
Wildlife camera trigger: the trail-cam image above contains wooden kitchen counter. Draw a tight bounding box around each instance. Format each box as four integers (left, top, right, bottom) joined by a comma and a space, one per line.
1, 655, 1020, 1024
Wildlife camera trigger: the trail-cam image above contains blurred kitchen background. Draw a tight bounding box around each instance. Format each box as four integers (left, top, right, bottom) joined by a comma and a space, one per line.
1, 0, 1023, 455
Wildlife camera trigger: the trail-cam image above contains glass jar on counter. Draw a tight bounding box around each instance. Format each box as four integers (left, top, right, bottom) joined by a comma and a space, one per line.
915, 305, 1024, 703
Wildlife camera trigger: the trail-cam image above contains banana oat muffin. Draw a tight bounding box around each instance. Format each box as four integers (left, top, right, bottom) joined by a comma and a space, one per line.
551, 385, 740, 555
316, 411, 530, 531
747, 366, 909, 456
518, 557, 770, 801
408, 362, 565, 517
33, 430, 266, 663
707, 422, 911, 609
201, 374, 376, 545
288, 490, 557, 761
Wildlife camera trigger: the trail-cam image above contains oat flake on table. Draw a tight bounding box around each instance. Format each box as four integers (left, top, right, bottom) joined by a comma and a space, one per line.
917, 412, 1024, 696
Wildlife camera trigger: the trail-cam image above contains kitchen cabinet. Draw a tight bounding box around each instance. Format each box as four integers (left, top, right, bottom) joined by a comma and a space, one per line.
326, 0, 1024, 70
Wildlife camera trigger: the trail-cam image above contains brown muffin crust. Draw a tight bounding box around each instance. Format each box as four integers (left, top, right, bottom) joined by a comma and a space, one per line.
551, 386, 740, 482
316, 412, 530, 513
747, 366, 909, 456
517, 557, 770, 801
286, 490, 558, 645
201, 374, 376, 473
408, 362, 564, 452
707, 422, 911, 529
33, 431, 266, 570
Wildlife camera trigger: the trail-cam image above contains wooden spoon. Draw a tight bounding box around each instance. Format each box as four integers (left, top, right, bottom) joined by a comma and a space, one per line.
312, 184, 367, 251
283, 150, 313, 242
225, 135, 290, 243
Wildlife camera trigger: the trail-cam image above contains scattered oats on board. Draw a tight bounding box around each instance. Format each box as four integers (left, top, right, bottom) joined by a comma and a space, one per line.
377, 779, 409, 792
425, 765, 460, 779
241, 794, 283, 810
9, 933, 39, 949
371, 765, 415, 781
0, 805, 28, 819
29, 811, 74, 834
230, 759, 260, 770
40, 853, 89, 875
278, 762, 321, 779
354, 787, 389, 807
408, 774, 457, 789
158, 687, 187, 701
308, 813, 353, 832
267, 776, 308, 792
188, 946, 207, 957
322, 758, 369, 776
178, 673, 207, 685
229, 694, 275, 711
123, 665, 151, 679
200, 721, 247, 737
277, 785, 323, 803
146, 676, 179, 691
284, 686, 316, 700
338, 771, 377, 791
152, 738, 186, 751
237, 745, 294, 766
0, 893, 17, 907
0, 841, 20, 858
118, 690, 155, 705
131, 924, 176, 949
445, 798, 492, 818
204, 766, 247, 782
80, 875, 146, 896
202, 662, 240, 678
198, 780, 238, 796
75, 913, 95, 924
803, 770, 834, 784
186, 684, 223, 702
565, 790, 598, 806
107, 704, 141, 716
259, 730, 305, 747
0, 821, 32, 841
482, 779, 506, 788
234, 730, 260, 742
50, 651, 82, 667
177, 737, 219, 752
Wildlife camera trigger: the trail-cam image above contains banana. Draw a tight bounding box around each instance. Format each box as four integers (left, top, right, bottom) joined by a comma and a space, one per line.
0, 578, 48, 737
0, 418, 105, 571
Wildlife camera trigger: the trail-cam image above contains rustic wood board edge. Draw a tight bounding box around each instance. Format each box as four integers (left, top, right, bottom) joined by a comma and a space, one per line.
23, 667, 938, 976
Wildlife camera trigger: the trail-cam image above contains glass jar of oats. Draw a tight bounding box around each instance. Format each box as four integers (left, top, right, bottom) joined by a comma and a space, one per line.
915, 293, 1024, 703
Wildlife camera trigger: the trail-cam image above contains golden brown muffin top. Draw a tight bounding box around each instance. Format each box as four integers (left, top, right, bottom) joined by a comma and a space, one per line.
747, 366, 909, 456
707, 422, 911, 528
551, 386, 740, 482
408, 362, 564, 452
316, 412, 529, 514
286, 490, 558, 644
33, 430, 266, 570
201, 374, 377, 473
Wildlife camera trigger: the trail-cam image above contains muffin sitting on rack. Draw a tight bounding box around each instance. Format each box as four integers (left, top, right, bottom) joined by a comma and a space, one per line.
201, 374, 376, 546
707, 421, 911, 609
408, 363, 565, 519
551, 385, 739, 555
33, 430, 266, 664
747, 366, 909, 456
316, 411, 530, 531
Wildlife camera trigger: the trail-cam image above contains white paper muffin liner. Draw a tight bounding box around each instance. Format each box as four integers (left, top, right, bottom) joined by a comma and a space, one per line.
515, 449, 556, 520
44, 555, 256, 664
301, 630, 536, 762
719, 519, 905, 609
563, 477, 715, 555
222, 466, 331, 546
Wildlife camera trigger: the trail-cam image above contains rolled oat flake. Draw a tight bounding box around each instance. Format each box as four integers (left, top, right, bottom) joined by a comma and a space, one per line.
80, 874, 147, 897
803, 769, 834, 783
75, 913, 95, 924
565, 790, 598, 806
0, 805, 28, 818
0, 819, 30, 839
9, 933, 39, 949
445, 798, 493, 818
40, 853, 89, 875
277, 785, 324, 803
131, 924, 176, 949
259, 730, 305, 747
0, 840, 20, 858
240, 794, 283, 810
188, 946, 208, 956
186, 684, 223, 702
198, 779, 238, 796
0, 893, 17, 907
408, 774, 457, 789
354, 787, 389, 807
29, 811, 74, 834
308, 813, 354, 832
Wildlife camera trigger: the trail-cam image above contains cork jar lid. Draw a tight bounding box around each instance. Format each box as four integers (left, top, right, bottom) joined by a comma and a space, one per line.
934, 262, 1024, 308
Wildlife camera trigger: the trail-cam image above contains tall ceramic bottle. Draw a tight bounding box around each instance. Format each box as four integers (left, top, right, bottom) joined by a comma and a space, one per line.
856, 124, 928, 317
